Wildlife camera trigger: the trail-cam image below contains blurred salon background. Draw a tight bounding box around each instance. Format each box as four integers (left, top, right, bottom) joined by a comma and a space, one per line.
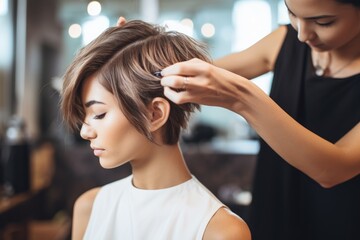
0, 0, 289, 239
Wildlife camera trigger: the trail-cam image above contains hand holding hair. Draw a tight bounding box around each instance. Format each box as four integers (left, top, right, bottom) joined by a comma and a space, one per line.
160, 58, 259, 112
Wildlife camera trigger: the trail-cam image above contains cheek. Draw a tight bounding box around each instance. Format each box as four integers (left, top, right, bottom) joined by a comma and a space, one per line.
319, 17, 360, 47
337, 21, 360, 44
105, 114, 136, 140
321, 30, 349, 49
105, 113, 146, 150
99, 117, 145, 167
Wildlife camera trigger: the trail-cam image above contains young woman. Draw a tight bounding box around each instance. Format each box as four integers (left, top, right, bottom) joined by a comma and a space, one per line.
61, 20, 251, 240
158, 0, 360, 239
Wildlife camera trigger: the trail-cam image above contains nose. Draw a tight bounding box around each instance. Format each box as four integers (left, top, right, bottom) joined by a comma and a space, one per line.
80, 122, 96, 140
296, 20, 315, 43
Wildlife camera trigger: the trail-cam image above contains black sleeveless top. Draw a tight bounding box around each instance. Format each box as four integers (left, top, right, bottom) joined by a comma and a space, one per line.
248, 24, 360, 240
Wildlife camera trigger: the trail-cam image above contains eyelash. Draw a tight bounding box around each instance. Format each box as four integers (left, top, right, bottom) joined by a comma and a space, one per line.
288, 12, 335, 27
317, 21, 334, 27
94, 113, 106, 119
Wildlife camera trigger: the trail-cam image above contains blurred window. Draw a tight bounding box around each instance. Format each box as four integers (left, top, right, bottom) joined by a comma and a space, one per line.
0, 0, 8, 15
232, 0, 272, 94
82, 16, 109, 45
232, 0, 272, 51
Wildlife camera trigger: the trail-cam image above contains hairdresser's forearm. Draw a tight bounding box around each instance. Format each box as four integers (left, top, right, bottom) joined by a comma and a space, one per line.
232, 80, 359, 187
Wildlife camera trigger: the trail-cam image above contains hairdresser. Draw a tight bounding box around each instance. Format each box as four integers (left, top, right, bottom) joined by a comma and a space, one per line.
150, 0, 360, 239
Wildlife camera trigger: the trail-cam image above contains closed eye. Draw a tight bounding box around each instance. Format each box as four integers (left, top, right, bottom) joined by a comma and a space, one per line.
287, 8, 336, 27
94, 113, 106, 119
316, 20, 335, 27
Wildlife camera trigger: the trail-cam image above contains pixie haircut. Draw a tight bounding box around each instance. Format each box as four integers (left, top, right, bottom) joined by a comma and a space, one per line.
61, 20, 211, 145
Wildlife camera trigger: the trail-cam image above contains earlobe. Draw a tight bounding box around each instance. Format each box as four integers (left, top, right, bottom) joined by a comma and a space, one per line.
148, 97, 170, 132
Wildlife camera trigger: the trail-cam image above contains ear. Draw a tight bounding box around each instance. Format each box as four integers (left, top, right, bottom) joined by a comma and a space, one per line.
147, 97, 170, 132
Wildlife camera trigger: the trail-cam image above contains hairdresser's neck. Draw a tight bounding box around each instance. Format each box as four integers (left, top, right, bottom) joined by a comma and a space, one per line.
130, 143, 191, 190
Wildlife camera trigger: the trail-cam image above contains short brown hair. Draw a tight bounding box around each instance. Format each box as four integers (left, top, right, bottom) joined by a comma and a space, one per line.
61, 20, 211, 145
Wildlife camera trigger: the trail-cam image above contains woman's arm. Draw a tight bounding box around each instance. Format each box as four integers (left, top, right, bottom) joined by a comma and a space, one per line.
160, 60, 360, 188
72, 188, 100, 240
239, 81, 360, 188
214, 25, 287, 79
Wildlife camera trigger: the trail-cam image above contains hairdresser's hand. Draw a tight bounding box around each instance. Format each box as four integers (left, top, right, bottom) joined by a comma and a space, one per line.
116, 16, 127, 27
160, 58, 252, 111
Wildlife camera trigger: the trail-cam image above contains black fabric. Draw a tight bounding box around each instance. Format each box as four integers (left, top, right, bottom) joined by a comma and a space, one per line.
248, 24, 360, 240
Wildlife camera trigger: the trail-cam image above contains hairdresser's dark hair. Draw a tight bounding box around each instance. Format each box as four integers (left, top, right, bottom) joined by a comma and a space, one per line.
61, 20, 211, 145
336, 0, 360, 7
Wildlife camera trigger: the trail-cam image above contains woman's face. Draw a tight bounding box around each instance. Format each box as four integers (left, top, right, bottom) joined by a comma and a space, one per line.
285, 0, 360, 51
79, 74, 151, 169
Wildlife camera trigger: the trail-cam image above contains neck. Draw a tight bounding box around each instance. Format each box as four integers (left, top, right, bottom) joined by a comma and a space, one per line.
312, 30, 360, 77
131, 143, 191, 189
313, 48, 360, 78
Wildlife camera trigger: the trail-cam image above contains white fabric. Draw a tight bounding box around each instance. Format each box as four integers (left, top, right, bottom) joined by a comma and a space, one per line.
83, 175, 225, 240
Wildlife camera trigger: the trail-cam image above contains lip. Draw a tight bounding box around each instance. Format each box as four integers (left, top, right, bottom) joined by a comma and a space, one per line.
93, 149, 104, 156
307, 41, 324, 49
91, 145, 105, 156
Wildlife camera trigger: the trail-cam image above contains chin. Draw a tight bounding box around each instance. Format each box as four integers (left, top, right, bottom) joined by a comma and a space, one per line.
308, 43, 330, 52
99, 158, 119, 169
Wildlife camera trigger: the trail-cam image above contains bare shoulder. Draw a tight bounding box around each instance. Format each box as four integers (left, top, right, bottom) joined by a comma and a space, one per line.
74, 187, 100, 213
203, 207, 251, 240
215, 24, 288, 78
256, 24, 288, 71
72, 187, 101, 240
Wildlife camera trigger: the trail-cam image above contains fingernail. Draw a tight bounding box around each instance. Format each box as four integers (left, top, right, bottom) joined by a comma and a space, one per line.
153, 71, 162, 77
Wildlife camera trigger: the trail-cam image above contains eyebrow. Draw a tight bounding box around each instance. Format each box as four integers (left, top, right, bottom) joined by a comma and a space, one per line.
285, 2, 335, 20
84, 100, 105, 108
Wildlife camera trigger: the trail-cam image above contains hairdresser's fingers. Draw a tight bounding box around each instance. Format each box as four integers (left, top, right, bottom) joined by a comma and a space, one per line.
116, 16, 127, 27
161, 58, 208, 77
161, 75, 189, 90
163, 87, 191, 104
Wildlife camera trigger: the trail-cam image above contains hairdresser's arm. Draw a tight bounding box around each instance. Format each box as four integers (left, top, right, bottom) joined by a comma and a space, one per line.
72, 188, 100, 240
160, 60, 360, 188
238, 81, 360, 188
214, 25, 287, 79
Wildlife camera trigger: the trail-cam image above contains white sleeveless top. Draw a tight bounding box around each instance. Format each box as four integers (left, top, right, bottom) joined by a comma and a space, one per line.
83, 175, 224, 240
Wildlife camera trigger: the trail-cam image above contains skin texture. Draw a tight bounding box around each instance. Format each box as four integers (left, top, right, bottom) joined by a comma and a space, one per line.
158, 0, 360, 188
71, 75, 251, 240
72, 188, 100, 240
80, 74, 150, 169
